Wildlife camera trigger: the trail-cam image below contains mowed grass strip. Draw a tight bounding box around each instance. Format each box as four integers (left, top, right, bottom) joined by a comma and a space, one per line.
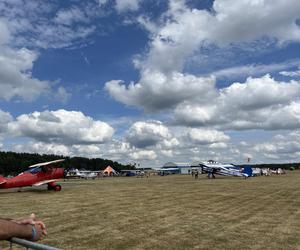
1, 171, 299, 250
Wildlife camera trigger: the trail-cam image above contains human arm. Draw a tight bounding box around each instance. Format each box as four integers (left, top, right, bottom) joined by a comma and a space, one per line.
0, 218, 45, 241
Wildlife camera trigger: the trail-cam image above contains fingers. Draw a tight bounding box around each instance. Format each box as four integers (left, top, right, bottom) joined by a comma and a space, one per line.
19, 218, 35, 225
19, 214, 47, 238
36, 222, 47, 236
31, 224, 47, 242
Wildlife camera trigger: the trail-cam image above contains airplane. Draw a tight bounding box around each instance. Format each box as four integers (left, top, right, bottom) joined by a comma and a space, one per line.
66, 169, 100, 179
198, 161, 253, 179
0, 159, 66, 191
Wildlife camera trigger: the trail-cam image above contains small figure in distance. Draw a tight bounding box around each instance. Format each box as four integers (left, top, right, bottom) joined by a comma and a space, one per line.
0, 213, 47, 242
194, 170, 199, 179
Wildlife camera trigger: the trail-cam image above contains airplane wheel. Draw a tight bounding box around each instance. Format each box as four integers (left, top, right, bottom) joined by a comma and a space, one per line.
54, 185, 62, 191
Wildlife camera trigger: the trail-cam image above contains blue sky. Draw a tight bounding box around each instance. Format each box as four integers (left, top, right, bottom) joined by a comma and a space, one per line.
0, 0, 300, 167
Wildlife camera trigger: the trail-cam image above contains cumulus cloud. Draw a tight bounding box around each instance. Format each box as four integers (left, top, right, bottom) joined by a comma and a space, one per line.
0, 20, 68, 102
0, 109, 13, 134
185, 128, 230, 145
254, 130, 300, 160
105, 72, 216, 111
13, 142, 71, 156
126, 120, 179, 148
220, 75, 300, 110
209, 142, 228, 149
0, 45, 50, 101
9, 110, 114, 145
105, 0, 300, 117
139, 0, 300, 73
130, 149, 157, 160
174, 75, 300, 130
12, 141, 106, 158
211, 0, 300, 44
0, 20, 10, 45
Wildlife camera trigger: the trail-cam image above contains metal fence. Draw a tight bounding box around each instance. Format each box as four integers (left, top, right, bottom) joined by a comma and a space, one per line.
8, 237, 61, 250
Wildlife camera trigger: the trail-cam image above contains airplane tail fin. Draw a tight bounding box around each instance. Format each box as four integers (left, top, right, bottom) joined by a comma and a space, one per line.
0, 175, 7, 184
242, 165, 253, 177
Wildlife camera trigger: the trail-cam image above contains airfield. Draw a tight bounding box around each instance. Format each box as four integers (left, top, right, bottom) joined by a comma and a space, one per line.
1, 171, 299, 250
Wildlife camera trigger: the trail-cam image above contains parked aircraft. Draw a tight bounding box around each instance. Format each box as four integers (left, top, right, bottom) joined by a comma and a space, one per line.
199, 161, 252, 179
66, 169, 100, 179
0, 159, 65, 191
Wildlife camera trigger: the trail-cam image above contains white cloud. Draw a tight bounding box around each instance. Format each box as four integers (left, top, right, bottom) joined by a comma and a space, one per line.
12, 142, 104, 158
212, 60, 300, 79
280, 68, 300, 77
55, 87, 71, 104
139, 0, 300, 73
9, 110, 114, 145
211, 0, 300, 44
0, 109, 13, 134
174, 75, 300, 130
115, 0, 141, 13
13, 142, 71, 156
0, 20, 10, 45
0, 1, 100, 49
54, 7, 88, 26
254, 130, 300, 160
130, 149, 157, 160
126, 120, 178, 148
106, 0, 300, 117
98, 0, 108, 6
220, 75, 300, 110
0, 45, 50, 101
185, 128, 230, 145
105, 72, 216, 111
209, 142, 228, 149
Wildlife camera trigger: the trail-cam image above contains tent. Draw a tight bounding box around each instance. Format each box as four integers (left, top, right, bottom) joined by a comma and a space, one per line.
103, 166, 118, 176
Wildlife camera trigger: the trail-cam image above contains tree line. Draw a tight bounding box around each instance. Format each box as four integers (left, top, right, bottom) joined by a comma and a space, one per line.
0, 151, 136, 176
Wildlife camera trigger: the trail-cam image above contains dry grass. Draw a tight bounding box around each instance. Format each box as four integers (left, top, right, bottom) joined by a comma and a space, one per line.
1, 171, 300, 250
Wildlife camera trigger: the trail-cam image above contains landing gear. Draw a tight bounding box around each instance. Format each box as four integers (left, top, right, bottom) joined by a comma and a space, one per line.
54, 185, 61, 191
47, 183, 62, 191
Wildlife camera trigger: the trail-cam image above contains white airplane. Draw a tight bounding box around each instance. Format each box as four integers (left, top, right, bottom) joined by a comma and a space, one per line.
198, 161, 253, 179
66, 169, 100, 179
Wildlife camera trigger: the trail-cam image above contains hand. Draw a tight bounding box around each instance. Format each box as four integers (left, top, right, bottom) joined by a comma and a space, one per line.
18, 214, 47, 237
30, 224, 46, 242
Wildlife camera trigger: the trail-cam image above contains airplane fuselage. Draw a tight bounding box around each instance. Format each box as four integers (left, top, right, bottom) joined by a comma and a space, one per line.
0, 168, 64, 189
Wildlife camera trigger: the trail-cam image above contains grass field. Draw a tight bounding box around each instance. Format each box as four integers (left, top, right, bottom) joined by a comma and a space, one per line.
1, 171, 300, 250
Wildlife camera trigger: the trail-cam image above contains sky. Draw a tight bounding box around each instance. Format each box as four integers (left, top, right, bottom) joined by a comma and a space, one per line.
0, 0, 300, 168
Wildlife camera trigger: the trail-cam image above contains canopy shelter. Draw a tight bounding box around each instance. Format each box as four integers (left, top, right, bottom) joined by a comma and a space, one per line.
103, 166, 118, 176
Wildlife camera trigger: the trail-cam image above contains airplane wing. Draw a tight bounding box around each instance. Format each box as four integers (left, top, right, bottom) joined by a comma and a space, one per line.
28, 159, 65, 168
33, 179, 61, 186
0, 176, 7, 184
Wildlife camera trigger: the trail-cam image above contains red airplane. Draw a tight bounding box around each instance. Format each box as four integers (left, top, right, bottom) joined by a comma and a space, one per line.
0, 159, 65, 191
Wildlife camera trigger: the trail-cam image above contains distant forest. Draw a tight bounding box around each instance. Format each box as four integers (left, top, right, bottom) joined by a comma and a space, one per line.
0, 151, 136, 176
